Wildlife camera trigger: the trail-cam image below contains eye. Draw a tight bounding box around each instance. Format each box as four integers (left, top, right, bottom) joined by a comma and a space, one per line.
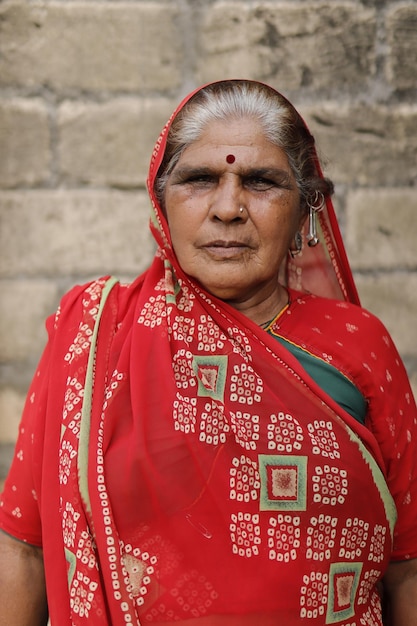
243, 176, 277, 191
243, 170, 294, 192
186, 174, 216, 185
170, 168, 218, 189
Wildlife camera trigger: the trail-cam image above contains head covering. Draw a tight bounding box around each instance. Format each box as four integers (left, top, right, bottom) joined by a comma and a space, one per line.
147, 79, 360, 305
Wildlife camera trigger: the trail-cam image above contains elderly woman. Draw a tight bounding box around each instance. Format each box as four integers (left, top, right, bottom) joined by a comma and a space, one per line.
1, 80, 416, 625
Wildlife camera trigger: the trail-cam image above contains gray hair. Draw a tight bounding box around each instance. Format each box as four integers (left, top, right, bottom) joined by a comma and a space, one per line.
154, 80, 333, 211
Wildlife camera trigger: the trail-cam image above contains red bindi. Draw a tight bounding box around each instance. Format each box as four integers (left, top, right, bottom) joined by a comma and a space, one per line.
226, 154, 236, 164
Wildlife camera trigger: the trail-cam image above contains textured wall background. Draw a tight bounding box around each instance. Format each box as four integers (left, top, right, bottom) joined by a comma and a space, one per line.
1, 0, 416, 483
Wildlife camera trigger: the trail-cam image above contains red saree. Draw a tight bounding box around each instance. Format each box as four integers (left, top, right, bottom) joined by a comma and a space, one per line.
1, 81, 417, 625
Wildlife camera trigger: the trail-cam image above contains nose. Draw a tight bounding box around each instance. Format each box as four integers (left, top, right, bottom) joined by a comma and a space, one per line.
209, 177, 247, 222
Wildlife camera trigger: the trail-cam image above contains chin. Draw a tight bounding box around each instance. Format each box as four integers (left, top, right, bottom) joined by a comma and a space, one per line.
193, 271, 259, 303
201, 283, 249, 303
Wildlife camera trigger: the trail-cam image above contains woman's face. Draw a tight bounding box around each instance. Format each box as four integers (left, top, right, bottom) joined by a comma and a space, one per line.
164, 117, 302, 306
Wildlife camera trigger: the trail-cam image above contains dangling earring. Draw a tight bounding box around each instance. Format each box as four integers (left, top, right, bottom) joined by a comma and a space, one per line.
306, 191, 325, 247
290, 231, 303, 258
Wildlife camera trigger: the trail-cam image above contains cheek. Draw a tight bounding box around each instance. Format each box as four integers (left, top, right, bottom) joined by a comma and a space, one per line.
264, 204, 300, 240
165, 188, 196, 228
166, 194, 207, 248
285, 199, 303, 234
168, 220, 186, 251
168, 217, 197, 264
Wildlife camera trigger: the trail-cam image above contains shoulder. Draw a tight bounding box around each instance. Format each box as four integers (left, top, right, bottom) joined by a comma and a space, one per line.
50, 276, 131, 330
279, 290, 401, 387
286, 289, 392, 347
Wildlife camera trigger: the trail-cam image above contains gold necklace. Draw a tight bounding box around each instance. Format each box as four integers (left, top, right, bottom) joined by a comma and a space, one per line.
259, 299, 288, 329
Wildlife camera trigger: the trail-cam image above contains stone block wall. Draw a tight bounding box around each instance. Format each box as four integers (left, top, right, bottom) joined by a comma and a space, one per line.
1, 0, 416, 482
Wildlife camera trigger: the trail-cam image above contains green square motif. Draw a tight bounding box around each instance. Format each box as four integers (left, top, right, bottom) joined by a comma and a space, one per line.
259, 454, 307, 511
326, 561, 362, 623
192, 355, 228, 402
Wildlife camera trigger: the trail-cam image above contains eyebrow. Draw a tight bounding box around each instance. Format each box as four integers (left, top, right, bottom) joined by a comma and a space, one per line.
170, 164, 293, 183
243, 167, 293, 184
170, 165, 214, 179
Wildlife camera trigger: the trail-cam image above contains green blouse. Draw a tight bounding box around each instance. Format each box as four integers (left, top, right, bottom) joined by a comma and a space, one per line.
269, 333, 367, 425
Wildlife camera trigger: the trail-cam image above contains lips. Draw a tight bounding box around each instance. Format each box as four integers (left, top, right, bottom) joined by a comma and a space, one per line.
201, 239, 251, 259
206, 239, 247, 248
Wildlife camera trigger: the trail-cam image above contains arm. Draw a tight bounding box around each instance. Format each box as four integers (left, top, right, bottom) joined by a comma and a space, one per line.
383, 559, 417, 626
0, 530, 48, 626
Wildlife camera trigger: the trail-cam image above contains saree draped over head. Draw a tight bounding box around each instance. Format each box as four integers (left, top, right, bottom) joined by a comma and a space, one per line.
1, 80, 417, 626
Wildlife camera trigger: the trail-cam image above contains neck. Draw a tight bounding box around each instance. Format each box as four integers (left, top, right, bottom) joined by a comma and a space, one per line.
225, 283, 288, 327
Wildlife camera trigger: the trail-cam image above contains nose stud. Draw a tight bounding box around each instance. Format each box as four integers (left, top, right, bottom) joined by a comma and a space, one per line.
239, 206, 244, 214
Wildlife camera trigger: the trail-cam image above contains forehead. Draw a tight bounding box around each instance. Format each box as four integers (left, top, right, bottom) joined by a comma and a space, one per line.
177, 117, 290, 169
